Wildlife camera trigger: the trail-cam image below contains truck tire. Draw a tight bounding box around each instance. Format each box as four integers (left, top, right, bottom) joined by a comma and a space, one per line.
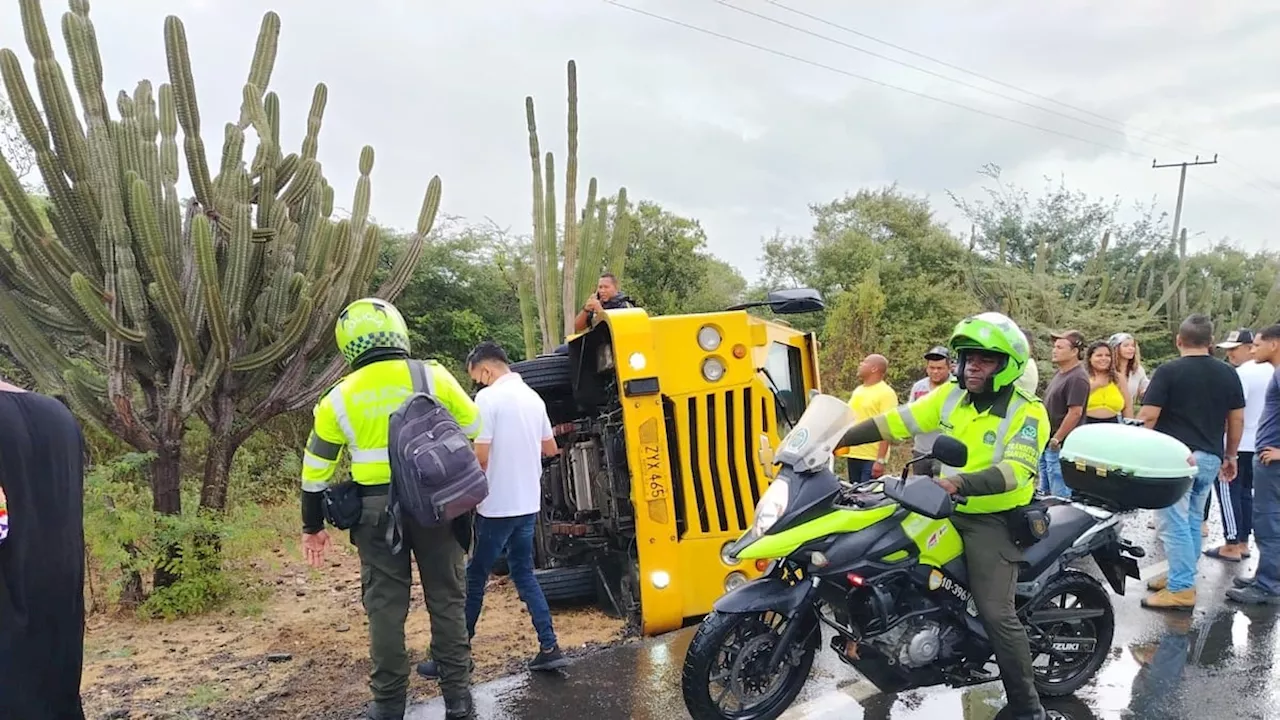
512, 354, 578, 424
511, 354, 571, 392
535, 566, 597, 604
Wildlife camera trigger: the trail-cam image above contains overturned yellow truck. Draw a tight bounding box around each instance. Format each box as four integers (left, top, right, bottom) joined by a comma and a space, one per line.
509, 289, 824, 635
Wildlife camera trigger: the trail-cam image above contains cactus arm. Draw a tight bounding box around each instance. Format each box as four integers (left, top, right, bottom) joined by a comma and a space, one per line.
543, 151, 560, 343
574, 177, 599, 307
559, 60, 580, 339
129, 175, 200, 364
163, 15, 215, 212
18, 0, 91, 184
607, 187, 630, 278
375, 176, 441, 300
192, 214, 232, 364
239, 12, 280, 128
223, 188, 253, 330
524, 96, 551, 351
230, 295, 312, 372
300, 84, 327, 161
69, 272, 145, 344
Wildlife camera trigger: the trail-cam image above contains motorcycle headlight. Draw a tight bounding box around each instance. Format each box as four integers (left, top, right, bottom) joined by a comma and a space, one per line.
752, 478, 790, 535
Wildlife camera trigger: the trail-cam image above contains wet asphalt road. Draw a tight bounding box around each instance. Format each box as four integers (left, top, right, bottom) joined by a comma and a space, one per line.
407, 509, 1280, 720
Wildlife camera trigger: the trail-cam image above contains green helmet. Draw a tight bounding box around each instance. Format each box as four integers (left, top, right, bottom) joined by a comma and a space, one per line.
949, 311, 1030, 392
334, 297, 411, 365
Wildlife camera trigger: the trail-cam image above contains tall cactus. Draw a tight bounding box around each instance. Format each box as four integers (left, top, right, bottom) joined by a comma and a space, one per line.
523, 59, 632, 352
0, 1, 443, 523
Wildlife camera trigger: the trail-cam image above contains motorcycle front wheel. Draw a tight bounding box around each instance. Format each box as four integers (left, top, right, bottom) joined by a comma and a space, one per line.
1023, 569, 1116, 697
681, 609, 817, 720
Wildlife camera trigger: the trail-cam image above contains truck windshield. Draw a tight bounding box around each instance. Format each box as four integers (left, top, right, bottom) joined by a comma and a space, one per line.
764, 341, 807, 433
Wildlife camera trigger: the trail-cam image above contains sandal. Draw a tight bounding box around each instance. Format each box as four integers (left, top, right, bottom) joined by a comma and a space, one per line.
1203, 546, 1243, 562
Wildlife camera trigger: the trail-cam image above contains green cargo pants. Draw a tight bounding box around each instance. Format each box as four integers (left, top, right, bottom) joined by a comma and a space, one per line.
953, 513, 1041, 713
350, 493, 472, 709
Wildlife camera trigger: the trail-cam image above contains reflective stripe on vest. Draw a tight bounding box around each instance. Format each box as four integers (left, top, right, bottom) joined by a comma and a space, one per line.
935, 386, 1036, 514
327, 360, 436, 473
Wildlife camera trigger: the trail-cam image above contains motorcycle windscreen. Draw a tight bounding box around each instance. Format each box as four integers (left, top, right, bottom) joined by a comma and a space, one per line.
774, 394, 855, 473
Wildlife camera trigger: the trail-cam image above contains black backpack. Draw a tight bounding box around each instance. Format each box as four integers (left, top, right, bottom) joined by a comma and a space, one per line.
385, 360, 488, 553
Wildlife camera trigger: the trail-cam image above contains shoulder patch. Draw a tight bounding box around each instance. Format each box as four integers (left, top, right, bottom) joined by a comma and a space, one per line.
1019, 424, 1037, 440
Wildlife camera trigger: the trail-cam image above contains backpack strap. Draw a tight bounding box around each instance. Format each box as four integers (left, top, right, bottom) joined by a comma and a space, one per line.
408, 359, 435, 395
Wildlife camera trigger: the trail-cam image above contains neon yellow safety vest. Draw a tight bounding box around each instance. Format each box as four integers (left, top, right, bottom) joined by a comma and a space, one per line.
300, 359, 482, 492
882, 381, 1048, 514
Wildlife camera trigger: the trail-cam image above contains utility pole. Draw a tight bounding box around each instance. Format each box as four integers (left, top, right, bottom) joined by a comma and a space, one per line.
1153, 153, 1217, 320
1152, 154, 1218, 246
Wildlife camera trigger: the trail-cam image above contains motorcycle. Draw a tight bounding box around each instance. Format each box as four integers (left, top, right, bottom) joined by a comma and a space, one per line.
681, 394, 1147, 720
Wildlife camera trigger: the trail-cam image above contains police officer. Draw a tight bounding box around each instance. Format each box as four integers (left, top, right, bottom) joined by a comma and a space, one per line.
836, 312, 1050, 720
299, 298, 482, 720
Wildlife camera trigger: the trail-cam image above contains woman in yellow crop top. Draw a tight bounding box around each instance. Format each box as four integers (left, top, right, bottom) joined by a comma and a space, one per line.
1084, 340, 1132, 423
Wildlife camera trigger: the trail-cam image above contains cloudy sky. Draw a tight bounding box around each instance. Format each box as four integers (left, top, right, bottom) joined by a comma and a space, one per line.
2, 0, 1278, 281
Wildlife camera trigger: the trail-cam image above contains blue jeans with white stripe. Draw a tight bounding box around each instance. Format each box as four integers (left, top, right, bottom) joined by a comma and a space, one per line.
1217, 451, 1253, 543
1157, 451, 1221, 593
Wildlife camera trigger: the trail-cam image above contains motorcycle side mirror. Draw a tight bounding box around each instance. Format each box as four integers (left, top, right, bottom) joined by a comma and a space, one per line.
930, 435, 969, 469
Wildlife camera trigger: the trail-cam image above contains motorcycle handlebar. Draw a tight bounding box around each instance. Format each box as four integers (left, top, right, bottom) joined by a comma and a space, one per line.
951, 493, 968, 505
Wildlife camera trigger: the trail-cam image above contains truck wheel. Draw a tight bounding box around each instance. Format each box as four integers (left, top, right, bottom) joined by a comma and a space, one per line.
511, 354, 571, 392
511, 354, 577, 424
535, 566, 597, 604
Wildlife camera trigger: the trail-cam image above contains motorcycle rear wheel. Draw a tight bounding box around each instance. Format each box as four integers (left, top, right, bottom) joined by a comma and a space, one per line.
681, 609, 816, 720
1023, 570, 1116, 697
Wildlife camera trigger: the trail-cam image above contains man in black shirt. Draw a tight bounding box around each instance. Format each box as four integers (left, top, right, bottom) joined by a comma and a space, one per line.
572, 272, 635, 333
0, 380, 88, 719
1139, 314, 1245, 610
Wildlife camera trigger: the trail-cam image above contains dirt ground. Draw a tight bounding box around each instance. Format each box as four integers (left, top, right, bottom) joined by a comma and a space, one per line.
80, 540, 630, 720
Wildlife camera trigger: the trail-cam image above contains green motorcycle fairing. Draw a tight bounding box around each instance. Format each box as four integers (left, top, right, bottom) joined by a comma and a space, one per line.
733, 500, 964, 568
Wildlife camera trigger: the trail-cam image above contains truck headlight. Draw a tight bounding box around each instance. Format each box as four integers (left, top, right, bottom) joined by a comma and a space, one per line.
697, 325, 722, 351
702, 357, 727, 382
752, 478, 790, 535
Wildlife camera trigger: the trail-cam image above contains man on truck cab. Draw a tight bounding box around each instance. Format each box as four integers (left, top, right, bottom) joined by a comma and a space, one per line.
572, 272, 635, 333
298, 298, 482, 720
835, 311, 1050, 720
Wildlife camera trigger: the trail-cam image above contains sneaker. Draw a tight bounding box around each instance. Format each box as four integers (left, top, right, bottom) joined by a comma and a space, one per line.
528, 645, 570, 671
1142, 588, 1196, 610
1226, 585, 1280, 605
1234, 576, 1257, 589
415, 658, 476, 680
1146, 575, 1167, 592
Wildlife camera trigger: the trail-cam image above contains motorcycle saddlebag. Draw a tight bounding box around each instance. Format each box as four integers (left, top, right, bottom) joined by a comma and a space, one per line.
1058, 423, 1196, 510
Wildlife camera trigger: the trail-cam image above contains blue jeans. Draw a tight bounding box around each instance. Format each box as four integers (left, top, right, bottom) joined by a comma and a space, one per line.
1252, 457, 1280, 595
1156, 451, 1221, 593
1038, 446, 1070, 497
465, 513, 557, 649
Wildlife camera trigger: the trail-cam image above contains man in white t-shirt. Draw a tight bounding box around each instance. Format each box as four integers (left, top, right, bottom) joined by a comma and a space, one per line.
416, 342, 568, 682
1207, 328, 1271, 561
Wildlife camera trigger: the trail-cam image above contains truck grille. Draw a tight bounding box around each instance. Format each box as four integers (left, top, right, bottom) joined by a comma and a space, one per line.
664, 387, 775, 537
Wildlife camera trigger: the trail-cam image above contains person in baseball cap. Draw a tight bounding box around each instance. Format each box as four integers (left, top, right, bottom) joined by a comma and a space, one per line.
1217, 328, 1254, 349
924, 345, 951, 361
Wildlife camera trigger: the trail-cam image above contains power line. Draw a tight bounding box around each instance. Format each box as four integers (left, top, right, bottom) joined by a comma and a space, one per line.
757, 0, 1198, 152
712, 0, 1193, 156
758, 0, 1280, 197
603, 0, 1149, 159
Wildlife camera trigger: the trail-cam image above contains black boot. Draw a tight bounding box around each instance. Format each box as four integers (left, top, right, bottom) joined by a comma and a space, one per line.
444, 692, 475, 720
363, 700, 406, 720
